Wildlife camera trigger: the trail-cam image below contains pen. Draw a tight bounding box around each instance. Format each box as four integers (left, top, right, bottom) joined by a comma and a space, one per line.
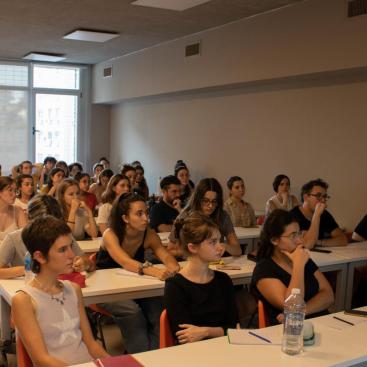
248, 331, 272, 343
95, 359, 105, 367
333, 316, 354, 326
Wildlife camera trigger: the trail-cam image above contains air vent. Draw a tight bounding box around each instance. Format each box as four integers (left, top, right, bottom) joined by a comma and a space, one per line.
347, 0, 367, 17
103, 66, 112, 78
185, 42, 201, 57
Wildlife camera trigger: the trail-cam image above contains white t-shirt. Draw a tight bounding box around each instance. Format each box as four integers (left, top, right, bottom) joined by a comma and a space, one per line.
96, 203, 112, 225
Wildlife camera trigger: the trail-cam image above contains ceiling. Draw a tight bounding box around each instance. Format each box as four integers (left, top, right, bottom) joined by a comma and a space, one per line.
0, 0, 303, 65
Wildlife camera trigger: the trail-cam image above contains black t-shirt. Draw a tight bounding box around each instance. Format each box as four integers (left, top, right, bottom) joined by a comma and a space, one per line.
149, 200, 179, 232
354, 215, 367, 240
291, 206, 339, 239
164, 271, 238, 339
251, 258, 320, 324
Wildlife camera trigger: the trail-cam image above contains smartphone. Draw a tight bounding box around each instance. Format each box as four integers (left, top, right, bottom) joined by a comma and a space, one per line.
344, 309, 367, 318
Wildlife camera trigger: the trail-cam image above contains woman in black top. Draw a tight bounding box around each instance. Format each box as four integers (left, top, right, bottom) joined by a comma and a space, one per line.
165, 212, 238, 344
251, 209, 334, 325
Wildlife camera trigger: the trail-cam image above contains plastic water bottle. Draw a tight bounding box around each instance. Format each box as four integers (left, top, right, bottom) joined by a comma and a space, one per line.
24, 251, 33, 284
282, 288, 306, 355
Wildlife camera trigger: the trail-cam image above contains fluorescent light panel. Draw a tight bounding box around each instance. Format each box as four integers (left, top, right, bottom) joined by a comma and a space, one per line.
131, 0, 211, 11
23, 52, 65, 62
63, 29, 119, 43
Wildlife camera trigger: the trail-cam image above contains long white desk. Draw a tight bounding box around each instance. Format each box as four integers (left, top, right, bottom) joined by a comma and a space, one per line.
77, 237, 102, 253
73, 308, 367, 367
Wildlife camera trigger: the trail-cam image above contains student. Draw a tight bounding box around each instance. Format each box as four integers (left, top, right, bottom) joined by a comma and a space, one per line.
0, 177, 28, 244
18, 160, 33, 176
96, 192, 179, 352
91, 163, 103, 184
14, 174, 35, 212
352, 214, 367, 241
89, 168, 114, 206
121, 164, 137, 189
149, 175, 182, 233
12, 216, 108, 366
75, 172, 97, 212
57, 179, 98, 240
39, 156, 57, 188
224, 176, 256, 228
165, 212, 238, 344
134, 164, 149, 200
55, 160, 70, 177
0, 194, 94, 279
290, 178, 347, 248
99, 157, 110, 170
40, 167, 65, 196
168, 178, 241, 257
265, 174, 299, 216
68, 162, 83, 178
96, 174, 131, 235
251, 209, 334, 325
174, 160, 194, 205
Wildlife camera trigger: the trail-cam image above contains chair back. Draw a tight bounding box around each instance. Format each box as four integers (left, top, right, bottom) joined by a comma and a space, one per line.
16, 334, 33, 367
159, 309, 175, 348
258, 300, 269, 328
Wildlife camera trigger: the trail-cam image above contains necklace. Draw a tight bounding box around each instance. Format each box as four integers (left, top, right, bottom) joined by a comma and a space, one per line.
32, 277, 66, 305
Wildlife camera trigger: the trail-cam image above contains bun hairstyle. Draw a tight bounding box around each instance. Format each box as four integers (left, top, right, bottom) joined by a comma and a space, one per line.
174, 160, 188, 176
174, 211, 218, 256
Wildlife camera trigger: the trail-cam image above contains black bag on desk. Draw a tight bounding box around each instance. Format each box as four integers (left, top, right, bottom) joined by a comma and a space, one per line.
95, 248, 120, 269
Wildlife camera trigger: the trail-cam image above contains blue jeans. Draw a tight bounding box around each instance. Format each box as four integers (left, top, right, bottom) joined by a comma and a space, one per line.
99, 296, 163, 353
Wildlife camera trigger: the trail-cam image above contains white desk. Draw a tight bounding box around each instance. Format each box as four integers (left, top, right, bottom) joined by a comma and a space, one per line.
77, 238, 102, 253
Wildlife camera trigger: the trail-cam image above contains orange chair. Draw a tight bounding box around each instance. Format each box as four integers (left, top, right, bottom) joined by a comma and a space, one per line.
159, 309, 175, 348
257, 215, 265, 226
258, 300, 269, 328
16, 335, 33, 367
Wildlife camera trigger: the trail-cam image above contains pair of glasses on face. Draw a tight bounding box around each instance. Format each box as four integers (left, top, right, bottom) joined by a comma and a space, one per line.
308, 193, 331, 201
202, 198, 218, 206
281, 231, 304, 241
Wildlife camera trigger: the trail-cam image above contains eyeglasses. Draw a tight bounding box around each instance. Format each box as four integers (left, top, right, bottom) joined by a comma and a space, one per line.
308, 193, 331, 201
201, 198, 218, 206
281, 231, 304, 241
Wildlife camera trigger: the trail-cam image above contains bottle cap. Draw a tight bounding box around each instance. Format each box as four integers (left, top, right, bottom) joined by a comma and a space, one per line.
291, 288, 301, 295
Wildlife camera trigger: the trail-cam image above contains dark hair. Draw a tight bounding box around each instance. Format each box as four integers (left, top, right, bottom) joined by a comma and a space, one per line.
19, 160, 32, 172
160, 175, 181, 190
132, 161, 142, 168
110, 193, 146, 244
121, 164, 136, 176
68, 162, 83, 176
43, 156, 57, 165
102, 174, 131, 204
174, 160, 188, 176
272, 174, 290, 193
257, 209, 296, 260
175, 211, 218, 256
227, 176, 243, 190
56, 161, 70, 177
28, 194, 63, 220
99, 157, 110, 164
184, 178, 224, 227
134, 165, 144, 174
0, 176, 14, 192
47, 167, 65, 189
15, 174, 34, 199
74, 172, 90, 182
93, 163, 103, 173
301, 178, 328, 202
21, 215, 71, 273
97, 168, 114, 186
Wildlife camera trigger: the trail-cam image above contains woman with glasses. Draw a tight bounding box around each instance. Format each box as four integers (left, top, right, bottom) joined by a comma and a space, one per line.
251, 209, 334, 325
168, 178, 241, 258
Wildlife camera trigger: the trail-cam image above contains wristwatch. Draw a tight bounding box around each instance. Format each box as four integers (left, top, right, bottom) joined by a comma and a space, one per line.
138, 261, 153, 275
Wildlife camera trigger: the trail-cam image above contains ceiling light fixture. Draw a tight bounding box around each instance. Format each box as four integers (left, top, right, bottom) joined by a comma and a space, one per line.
63, 29, 119, 43
23, 52, 66, 62
131, 0, 211, 11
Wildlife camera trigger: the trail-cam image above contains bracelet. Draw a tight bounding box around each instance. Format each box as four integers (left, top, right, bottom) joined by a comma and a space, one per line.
138, 261, 153, 276
67, 220, 75, 224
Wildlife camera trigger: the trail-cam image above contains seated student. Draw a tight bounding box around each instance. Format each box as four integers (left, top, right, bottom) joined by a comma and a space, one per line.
75, 172, 97, 212
89, 168, 114, 206
0, 177, 28, 245
224, 176, 256, 228
96, 192, 179, 352
174, 160, 194, 205
55, 160, 70, 177
168, 178, 241, 258
97, 174, 131, 235
18, 160, 33, 176
40, 167, 65, 196
57, 179, 98, 240
12, 216, 108, 366
0, 194, 94, 279
149, 175, 182, 233
91, 163, 103, 184
99, 157, 110, 170
14, 174, 35, 212
352, 214, 367, 241
251, 209, 334, 325
134, 164, 149, 200
265, 174, 299, 216
164, 212, 238, 344
39, 156, 57, 188
290, 178, 347, 249
68, 162, 83, 178
121, 164, 137, 190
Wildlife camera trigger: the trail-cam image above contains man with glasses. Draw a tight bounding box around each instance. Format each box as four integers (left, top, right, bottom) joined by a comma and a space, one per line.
290, 178, 347, 249
149, 175, 182, 233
